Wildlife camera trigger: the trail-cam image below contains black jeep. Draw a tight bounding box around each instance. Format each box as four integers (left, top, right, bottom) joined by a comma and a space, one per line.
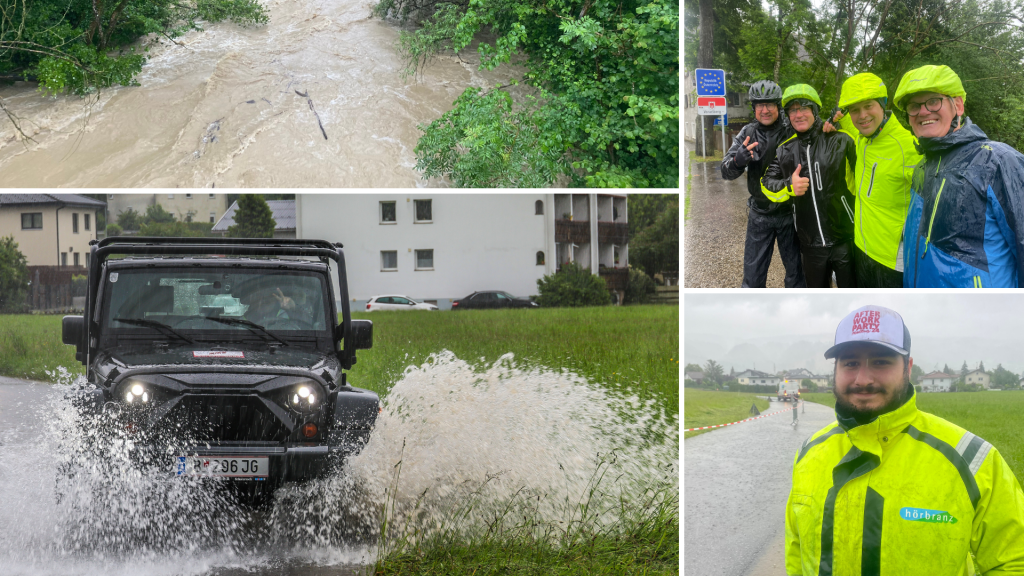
61, 237, 377, 495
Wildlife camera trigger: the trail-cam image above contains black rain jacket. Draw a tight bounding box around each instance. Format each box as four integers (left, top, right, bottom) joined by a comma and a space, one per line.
721, 117, 794, 214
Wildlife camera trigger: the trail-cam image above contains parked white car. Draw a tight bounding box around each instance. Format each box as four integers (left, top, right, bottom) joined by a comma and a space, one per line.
365, 295, 438, 311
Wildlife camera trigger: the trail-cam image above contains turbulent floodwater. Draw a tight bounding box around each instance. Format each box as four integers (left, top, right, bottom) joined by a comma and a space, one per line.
0, 0, 523, 187
0, 353, 678, 576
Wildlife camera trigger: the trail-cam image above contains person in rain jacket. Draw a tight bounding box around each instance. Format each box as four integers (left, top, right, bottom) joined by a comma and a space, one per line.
895, 65, 1024, 287
827, 73, 923, 288
761, 84, 858, 287
786, 305, 1024, 576
722, 80, 805, 288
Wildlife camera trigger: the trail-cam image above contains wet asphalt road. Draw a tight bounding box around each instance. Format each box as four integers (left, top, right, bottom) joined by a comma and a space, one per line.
684, 400, 837, 576
684, 139, 789, 288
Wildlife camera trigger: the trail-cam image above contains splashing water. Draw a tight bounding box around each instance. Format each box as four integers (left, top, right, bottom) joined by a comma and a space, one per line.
0, 353, 678, 574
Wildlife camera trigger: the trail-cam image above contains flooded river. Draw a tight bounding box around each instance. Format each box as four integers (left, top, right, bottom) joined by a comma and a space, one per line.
0, 353, 677, 576
0, 0, 521, 187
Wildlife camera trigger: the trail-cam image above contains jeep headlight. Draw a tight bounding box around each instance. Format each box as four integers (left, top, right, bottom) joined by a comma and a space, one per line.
123, 381, 151, 403
287, 382, 321, 413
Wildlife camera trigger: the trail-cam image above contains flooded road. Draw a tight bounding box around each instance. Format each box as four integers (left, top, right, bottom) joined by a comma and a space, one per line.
684, 400, 835, 576
0, 0, 521, 187
684, 139, 790, 288
0, 352, 677, 576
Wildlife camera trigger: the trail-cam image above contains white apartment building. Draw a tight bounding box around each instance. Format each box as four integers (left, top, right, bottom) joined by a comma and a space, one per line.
735, 370, 781, 386
964, 369, 992, 389
0, 194, 105, 267
295, 194, 629, 309
921, 372, 955, 392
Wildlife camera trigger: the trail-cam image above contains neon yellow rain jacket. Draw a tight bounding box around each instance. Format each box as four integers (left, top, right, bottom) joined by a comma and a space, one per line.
786, 391, 1024, 575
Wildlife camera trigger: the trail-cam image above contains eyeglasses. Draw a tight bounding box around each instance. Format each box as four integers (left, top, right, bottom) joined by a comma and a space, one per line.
906, 97, 944, 116
754, 103, 778, 112
786, 106, 812, 116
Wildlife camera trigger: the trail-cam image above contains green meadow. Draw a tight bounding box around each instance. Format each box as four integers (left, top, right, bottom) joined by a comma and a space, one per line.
683, 389, 771, 439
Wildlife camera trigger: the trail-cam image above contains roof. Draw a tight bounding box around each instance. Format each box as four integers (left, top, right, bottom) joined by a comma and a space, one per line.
0, 193, 106, 209
212, 200, 295, 232
685, 372, 705, 380
740, 369, 776, 378
965, 369, 989, 376
923, 372, 955, 379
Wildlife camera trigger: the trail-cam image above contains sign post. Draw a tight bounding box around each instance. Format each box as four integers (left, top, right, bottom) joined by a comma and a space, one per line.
695, 68, 726, 157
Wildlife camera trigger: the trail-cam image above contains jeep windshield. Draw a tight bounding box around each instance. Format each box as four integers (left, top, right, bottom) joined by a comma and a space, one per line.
100, 267, 332, 349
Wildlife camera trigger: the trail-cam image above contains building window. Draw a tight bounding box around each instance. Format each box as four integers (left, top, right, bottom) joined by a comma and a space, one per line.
168, 194, 175, 199
415, 249, 434, 270
21, 213, 42, 230
185, 193, 193, 199
536, 251, 545, 265
381, 250, 398, 271
209, 194, 216, 199
535, 200, 543, 215
72, 213, 79, 233
380, 201, 397, 224
74, 252, 80, 267
414, 199, 432, 223
209, 212, 216, 223
61, 253, 68, 266
84, 214, 91, 231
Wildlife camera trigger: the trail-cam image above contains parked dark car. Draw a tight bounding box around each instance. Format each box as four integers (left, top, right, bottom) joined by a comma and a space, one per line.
452, 291, 539, 310
60, 237, 377, 502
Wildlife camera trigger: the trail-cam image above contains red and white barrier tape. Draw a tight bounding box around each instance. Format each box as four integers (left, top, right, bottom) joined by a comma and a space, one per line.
684, 402, 800, 432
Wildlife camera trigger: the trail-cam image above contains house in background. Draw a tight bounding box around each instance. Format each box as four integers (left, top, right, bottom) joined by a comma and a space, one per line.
964, 369, 992, 389
106, 193, 230, 224
685, 371, 705, 384
921, 372, 955, 392
295, 194, 629, 310
212, 200, 296, 238
735, 369, 780, 387
0, 194, 105, 267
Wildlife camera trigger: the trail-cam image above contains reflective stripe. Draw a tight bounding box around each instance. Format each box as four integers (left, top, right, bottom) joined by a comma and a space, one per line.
866, 162, 878, 198
957, 432, 993, 476
797, 426, 845, 463
819, 447, 880, 576
906, 425, 981, 508
807, 145, 827, 244
923, 178, 947, 256
862, 487, 884, 576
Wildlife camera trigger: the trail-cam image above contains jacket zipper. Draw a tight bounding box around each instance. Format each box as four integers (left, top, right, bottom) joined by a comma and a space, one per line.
866, 163, 878, 197
923, 178, 947, 257
841, 196, 855, 223
806, 145, 826, 245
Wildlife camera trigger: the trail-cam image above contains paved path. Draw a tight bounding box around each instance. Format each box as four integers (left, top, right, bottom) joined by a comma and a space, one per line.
684, 400, 837, 576
684, 139, 789, 288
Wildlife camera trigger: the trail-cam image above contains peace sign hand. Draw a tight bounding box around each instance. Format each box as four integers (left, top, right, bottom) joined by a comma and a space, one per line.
272, 288, 296, 311
734, 136, 760, 168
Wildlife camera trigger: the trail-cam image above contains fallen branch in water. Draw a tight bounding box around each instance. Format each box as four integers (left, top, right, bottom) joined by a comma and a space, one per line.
295, 89, 328, 140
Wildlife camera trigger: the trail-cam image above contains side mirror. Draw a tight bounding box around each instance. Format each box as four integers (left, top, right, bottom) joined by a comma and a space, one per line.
348, 320, 373, 350
62, 315, 85, 346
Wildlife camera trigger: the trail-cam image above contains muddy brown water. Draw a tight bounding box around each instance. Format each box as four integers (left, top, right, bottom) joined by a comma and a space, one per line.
0, 0, 523, 187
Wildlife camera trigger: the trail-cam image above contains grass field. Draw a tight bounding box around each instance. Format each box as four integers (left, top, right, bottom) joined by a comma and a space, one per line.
0, 307, 680, 576
802, 391, 1024, 484
683, 389, 771, 439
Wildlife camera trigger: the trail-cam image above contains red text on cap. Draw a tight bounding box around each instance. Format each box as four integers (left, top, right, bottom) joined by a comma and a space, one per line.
852, 310, 881, 335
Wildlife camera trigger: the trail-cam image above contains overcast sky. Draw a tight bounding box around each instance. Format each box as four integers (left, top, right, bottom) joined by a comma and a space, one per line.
685, 294, 1024, 377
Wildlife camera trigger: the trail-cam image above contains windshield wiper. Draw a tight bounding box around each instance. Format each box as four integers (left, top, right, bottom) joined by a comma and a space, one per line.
113, 318, 195, 344
204, 317, 290, 347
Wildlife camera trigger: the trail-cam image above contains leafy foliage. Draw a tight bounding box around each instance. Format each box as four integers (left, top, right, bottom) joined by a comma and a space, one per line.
629, 197, 678, 276
145, 203, 176, 224
139, 221, 214, 237
380, 0, 678, 188
703, 359, 724, 384
105, 223, 123, 236
0, 236, 29, 313
624, 265, 655, 304
115, 207, 144, 231
227, 195, 276, 238
535, 262, 612, 308
0, 0, 268, 98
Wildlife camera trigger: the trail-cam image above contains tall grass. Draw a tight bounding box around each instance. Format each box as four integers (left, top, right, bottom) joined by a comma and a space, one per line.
802, 391, 1024, 484
683, 389, 771, 439
0, 315, 84, 381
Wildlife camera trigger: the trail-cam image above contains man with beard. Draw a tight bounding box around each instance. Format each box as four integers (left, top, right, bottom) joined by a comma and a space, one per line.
784, 305, 1024, 575
721, 80, 805, 288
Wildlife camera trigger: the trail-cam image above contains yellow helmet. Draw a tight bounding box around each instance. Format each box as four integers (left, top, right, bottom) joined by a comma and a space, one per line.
893, 65, 967, 111
781, 84, 822, 109
839, 73, 887, 109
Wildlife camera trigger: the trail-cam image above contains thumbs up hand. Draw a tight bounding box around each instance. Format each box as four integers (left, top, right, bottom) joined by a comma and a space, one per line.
792, 164, 809, 196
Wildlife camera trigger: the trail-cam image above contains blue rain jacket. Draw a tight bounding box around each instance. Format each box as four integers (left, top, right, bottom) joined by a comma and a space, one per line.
903, 119, 1024, 287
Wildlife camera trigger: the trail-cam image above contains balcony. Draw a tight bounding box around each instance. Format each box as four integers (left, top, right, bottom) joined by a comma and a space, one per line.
598, 222, 629, 245
555, 219, 591, 243
599, 267, 629, 291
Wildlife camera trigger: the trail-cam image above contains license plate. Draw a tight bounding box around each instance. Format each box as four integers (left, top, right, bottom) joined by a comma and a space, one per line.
175, 456, 269, 478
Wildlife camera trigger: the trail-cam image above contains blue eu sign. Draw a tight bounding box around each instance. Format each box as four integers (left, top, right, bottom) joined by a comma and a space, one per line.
696, 69, 726, 97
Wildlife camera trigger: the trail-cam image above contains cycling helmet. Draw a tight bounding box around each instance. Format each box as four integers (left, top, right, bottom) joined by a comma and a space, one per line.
839, 73, 888, 109
748, 80, 783, 103
893, 65, 966, 111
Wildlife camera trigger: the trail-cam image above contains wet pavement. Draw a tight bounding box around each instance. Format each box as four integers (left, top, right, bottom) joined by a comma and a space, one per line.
684, 139, 789, 288
684, 400, 837, 576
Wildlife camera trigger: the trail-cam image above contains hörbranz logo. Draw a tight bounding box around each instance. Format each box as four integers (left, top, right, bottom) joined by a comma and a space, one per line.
900, 507, 958, 524
852, 310, 881, 335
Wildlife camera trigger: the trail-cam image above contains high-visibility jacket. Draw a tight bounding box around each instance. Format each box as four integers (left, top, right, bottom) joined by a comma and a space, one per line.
786, 391, 1024, 575
848, 114, 923, 270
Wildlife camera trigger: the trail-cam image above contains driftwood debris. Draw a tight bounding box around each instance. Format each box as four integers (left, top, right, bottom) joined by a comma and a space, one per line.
295, 89, 328, 140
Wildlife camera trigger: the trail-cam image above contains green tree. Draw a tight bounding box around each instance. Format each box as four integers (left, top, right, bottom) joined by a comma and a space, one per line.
624, 265, 656, 304
144, 203, 176, 225
227, 195, 276, 238
703, 359, 724, 384
943, 363, 952, 375
911, 363, 924, 385
380, 0, 678, 187
630, 198, 679, 277
801, 378, 818, 392
0, 236, 29, 313
535, 262, 612, 307
105, 223, 123, 237
978, 360, 986, 373
140, 221, 213, 237
116, 208, 143, 231
991, 364, 1018, 389
685, 363, 703, 374
960, 361, 969, 383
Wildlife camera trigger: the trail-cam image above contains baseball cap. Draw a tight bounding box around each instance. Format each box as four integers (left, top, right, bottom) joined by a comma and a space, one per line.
824, 305, 911, 359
